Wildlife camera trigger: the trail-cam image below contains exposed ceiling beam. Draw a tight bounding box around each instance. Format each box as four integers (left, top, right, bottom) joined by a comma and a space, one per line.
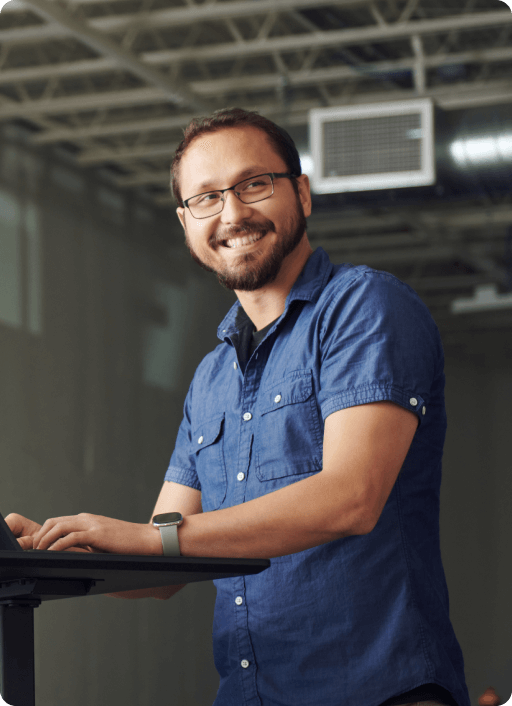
405, 274, 491, 292
14, 0, 210, 112
1, 9, 510, 59
31, 114, 194, 144
2, 73, 511, 124
6, 44, 512, 108
76, 142, 178, 165
0, 86, 167, 118
325, 244, 459, 267
0, 0, 373, 43
326, 240, 505, 268
122, 10, 512, 64
457, 249, 511, 288
115, 170, 171, 187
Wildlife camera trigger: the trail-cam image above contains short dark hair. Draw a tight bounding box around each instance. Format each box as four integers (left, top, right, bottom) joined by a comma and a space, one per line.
170, 107, 302, 207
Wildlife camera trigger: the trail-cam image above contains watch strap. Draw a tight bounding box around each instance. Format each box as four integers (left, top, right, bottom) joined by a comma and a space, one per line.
159, 524, 181, 556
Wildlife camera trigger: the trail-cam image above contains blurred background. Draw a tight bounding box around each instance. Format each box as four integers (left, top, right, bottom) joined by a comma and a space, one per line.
0, 0, 511, 703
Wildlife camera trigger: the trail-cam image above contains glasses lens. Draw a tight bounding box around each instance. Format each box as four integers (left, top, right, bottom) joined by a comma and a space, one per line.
188, 191, 223, 218
186, 175, 274, 218
237, 175, 273, 203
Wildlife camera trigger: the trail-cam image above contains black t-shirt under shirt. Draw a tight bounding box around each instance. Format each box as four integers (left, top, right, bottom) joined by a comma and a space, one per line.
231, 305, 457, 706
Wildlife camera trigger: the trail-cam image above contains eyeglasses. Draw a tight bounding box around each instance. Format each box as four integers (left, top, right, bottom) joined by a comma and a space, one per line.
183, 172, 298, 219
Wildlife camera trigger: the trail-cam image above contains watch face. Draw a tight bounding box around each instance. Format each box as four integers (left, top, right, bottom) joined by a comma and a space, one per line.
153, 512, 182, 525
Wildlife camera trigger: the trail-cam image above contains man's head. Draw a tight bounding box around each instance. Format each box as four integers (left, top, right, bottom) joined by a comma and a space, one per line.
171, 108, 312, 292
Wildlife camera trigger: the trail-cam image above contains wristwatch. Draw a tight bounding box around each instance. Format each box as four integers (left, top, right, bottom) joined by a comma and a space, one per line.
152, 512, 184, 556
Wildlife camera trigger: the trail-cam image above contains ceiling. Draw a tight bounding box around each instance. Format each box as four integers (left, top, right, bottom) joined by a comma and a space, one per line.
1, 0, 512, 340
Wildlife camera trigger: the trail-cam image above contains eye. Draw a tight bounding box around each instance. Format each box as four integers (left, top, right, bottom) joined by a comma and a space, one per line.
196, 192, 221, 204
244, 179, 267, 190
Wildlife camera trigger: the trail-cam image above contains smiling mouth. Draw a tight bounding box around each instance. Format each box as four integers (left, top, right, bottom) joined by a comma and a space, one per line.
222, 231, 267, 249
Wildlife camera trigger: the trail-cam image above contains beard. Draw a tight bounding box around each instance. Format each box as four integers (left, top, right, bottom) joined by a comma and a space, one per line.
184, 196, 308, 292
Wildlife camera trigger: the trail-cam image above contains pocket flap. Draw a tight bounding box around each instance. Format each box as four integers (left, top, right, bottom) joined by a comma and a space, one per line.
260, 370, 313, 416
192, 414, 224, 452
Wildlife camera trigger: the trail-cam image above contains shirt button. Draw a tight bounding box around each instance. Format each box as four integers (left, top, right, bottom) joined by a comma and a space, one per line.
243, 412, 252, 421
237, 472, 245, 482
409, 397, 418, 407
235, 596, 243, 605
233, 361, 238, 370
422, 406, 426, 415
274, 394, 282, 403
197, 436, 204, 444
241, 659, 250, 669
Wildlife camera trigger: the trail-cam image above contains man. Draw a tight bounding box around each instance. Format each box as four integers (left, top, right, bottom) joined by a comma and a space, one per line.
7, 108, 470, 706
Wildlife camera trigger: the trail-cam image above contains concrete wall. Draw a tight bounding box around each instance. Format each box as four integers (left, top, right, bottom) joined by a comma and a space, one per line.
0, 123, 510, 705
442, 333, 512, 706
0, 124, 235, 706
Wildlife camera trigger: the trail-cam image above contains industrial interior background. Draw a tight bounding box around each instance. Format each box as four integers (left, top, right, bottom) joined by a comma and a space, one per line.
0, 0, 511, 703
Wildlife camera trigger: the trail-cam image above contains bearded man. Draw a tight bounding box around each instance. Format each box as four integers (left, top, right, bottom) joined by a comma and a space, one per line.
8, 108, 470, 706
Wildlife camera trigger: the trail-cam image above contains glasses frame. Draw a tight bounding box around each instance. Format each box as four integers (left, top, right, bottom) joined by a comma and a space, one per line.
183, 172, 298, 219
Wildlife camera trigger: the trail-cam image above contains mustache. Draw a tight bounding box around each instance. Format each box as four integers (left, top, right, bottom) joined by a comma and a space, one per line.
211, 220, 274, 246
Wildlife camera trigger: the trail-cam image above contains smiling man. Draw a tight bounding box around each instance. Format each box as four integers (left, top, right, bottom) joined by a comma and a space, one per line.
7, 108, 470, 706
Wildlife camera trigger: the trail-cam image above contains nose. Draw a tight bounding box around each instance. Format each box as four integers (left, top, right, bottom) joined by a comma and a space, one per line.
219, 190, 253, 224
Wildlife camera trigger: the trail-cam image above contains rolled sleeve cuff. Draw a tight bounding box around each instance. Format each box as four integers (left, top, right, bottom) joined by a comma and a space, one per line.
321, 383, 426, 423
164, 466, 201, 491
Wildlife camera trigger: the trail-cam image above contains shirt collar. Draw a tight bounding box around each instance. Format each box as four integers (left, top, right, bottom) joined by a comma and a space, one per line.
216, 247, 333, 341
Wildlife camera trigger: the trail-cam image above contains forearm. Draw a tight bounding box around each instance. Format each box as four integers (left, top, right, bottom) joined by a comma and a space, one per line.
107, 584, 186, 600
179, 469, 368, 559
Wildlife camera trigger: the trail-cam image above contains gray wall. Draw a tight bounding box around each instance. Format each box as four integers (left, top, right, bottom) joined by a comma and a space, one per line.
0, 124, 510, 705
442, 333, 512, 706
0, 124, 235, 706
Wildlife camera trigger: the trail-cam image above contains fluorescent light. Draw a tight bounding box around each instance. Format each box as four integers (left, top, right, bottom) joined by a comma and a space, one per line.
451, 284, 512, 314
299, 153, 314, 178
450, 133, 512, 167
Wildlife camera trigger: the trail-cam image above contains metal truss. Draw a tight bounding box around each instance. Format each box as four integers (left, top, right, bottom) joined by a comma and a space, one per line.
1, 0, 512, 331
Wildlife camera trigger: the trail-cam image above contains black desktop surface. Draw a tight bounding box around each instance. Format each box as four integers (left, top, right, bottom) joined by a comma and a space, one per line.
0, 550, 270, 601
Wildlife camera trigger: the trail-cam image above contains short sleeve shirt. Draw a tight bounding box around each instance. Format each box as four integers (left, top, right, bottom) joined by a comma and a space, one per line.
165, 247, 470, 706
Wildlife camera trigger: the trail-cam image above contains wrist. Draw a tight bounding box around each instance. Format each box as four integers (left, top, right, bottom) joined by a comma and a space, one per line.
147, 523, 164, 555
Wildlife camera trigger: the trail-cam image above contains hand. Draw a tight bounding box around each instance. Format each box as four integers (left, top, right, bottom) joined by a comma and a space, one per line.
32, 513, 162, 555
5, 513, 42, 550
5, 512, 95, 553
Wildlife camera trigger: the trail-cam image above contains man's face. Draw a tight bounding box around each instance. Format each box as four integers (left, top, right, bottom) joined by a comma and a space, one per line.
176, 126, 312, 291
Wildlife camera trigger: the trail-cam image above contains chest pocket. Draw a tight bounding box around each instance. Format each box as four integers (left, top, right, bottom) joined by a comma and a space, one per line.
192, 414, 227, 511
256, 369, 323, 481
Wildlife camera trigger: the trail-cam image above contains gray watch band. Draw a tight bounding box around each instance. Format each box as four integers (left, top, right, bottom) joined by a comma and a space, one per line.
159, 524, 181, 556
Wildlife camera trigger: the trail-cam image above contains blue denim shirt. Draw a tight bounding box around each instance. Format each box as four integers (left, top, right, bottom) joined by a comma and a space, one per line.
166, 247, 470, 706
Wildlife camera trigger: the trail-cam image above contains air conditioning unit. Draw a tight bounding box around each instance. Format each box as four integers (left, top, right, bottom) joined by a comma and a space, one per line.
309, 99, 435, 194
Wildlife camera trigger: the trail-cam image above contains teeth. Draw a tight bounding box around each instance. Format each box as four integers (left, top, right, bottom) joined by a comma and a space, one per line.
225, 232, 264, 249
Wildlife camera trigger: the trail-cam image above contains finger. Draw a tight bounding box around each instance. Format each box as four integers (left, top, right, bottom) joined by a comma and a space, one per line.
34, 520, 85, 550
45, 533, 88, 552
17, 536, 34, 550
5, 513, 34, 538
33, 516, 77, 547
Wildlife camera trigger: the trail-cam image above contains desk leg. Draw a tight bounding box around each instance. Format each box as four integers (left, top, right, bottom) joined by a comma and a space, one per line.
0, 603, 38, 706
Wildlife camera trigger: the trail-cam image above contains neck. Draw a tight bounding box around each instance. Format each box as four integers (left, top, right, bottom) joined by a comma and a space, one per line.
235, 236, 313, 331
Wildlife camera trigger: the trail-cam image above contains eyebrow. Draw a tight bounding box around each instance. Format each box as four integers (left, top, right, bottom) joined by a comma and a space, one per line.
193, 167, 269, 194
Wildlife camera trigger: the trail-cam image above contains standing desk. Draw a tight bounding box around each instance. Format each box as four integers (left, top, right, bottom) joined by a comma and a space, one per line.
0, 551, 270, 706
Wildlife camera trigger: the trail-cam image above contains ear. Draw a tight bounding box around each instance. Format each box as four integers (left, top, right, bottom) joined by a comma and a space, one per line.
296, 174, 312, 219
176, 207, 186, 231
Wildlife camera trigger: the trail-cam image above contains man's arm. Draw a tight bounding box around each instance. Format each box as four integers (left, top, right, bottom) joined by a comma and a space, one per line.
177, 400, 418, 558
32, 401, 418, 561
106, 481, 202, 600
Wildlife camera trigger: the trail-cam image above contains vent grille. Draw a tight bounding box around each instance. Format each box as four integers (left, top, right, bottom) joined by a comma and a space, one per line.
310, 99, 435, 194
323, 114, 422, 177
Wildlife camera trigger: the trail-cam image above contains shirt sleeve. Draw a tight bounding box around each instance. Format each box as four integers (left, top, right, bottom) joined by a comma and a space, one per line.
317, 269, 443, 424
164, 380, 201, 491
